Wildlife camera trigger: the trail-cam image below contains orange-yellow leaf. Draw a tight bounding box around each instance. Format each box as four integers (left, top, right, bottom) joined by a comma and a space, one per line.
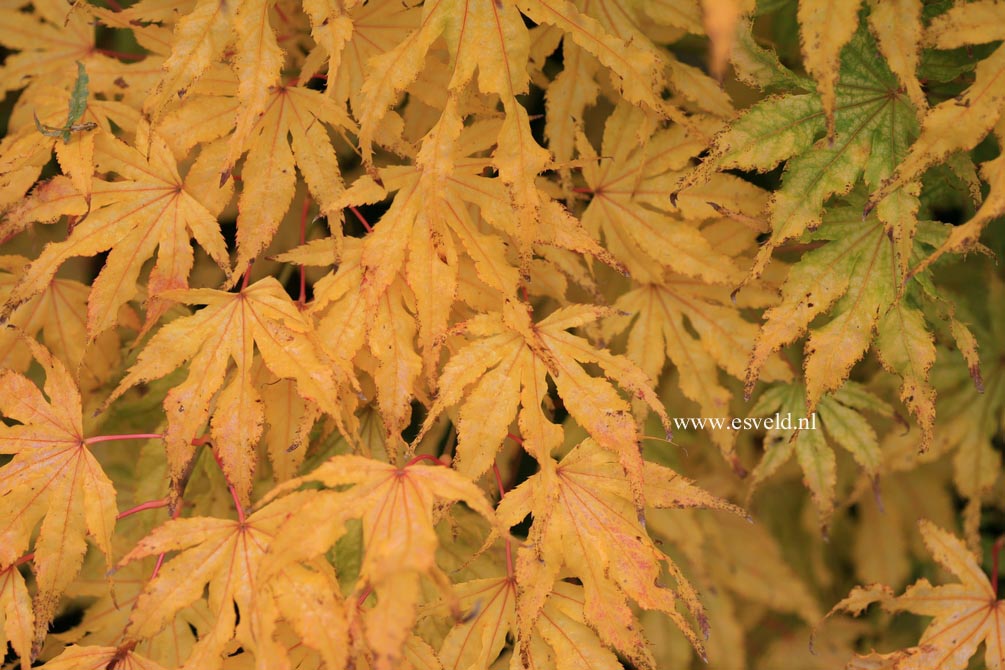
38, 644, 167, 670
105, 278, 354, 503
497, 440, 744, 667
1, 132, 231, 337
833, 520, 1005, 670
0, 338, 116, 641
263, 455, 497, 670
118, 493, 326, 670
0, 564, 32, 670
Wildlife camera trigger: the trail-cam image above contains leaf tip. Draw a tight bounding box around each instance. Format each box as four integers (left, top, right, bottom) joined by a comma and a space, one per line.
862, 200, 876, 219
730, 455, 748, 479
971, 364, 985, 393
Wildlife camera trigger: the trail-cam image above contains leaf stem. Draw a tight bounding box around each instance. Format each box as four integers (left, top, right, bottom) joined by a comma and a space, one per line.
228, 484, 246, 524
150, 502, 183, 580
349, 205, 373, 233
116, 499, 170, 520
241, 263, 253, 290
357, 584, 373, 608
84, 433, 163, 445
15, 552, 34, 567
993, 536, 1003, 596
405, 453, 444, 467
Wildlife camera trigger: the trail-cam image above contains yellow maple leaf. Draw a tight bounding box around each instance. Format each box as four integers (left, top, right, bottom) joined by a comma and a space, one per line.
0, 337, 117, 642
117, 491, 339, 670
103, 277, 356, 504
0, 256, 125, 390
418, 300, 671, 504
496, 439, 745, 668
440, 578, 627, 670
1, 131, 232, 337
831, 519, 1005, 670
38, 644, 168, 670
0, 562, 32, 670
259, 455, 498, 670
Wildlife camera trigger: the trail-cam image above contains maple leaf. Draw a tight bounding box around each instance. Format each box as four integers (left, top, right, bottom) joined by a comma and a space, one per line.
496, 439, 745, 668
600, 213, 791, 471
743, 198, 961, 448
0, 77, 131, 218
251, 561, 348, 670
578, 103, 740, 284
153, 71, 357, 276
0, 256, 125, 389
908, 118, 1005, 281
0, 337, 117, 642
125, 0, 232, 122
116, 491, 338, 670
291, 235, 424, 444
351, 0, 688, 274
531, 0, 731, 178
254, 363, 320, 483
352, 103, 518, 372
417, 300, 671, 504
747, 380, 893, 533
440, 578, 628, 670
680, 22, 921, 283
920, 272, 1004, 546
223, 82, 353, 276
103, 277, 356, 504
830, 519, 1005, 670
864, 3, 1005, 224
0, 0, 98, 100
37, 644, 167, 670
53, 555, 212, 669
851, 465, 956, 589
0, 562, 32, 670
1, 130, 232, 337
260, 455, 498, 670
311, 0, 420, 112
649, 506, 822, 624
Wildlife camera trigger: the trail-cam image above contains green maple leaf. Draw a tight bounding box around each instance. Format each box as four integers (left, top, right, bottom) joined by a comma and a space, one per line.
680, 22, 920, 282
745, 197, 956, 449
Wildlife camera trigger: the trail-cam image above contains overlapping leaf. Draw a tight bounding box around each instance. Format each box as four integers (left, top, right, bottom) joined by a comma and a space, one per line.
440, 578, 627, 670
831, 520, 1005, 670
601, 215, 791, 470
0, 563, 32, 670
496, 439, 745, 668
747, 381, 892, 533
0, 257, 124, 389
116, 491, 340, 670
865, 2, 1005, 227
744, 200, 955, 447
260, 455, 498, 670
38, 644, 167, 670
103, 278, 355, 503
2, 131, 231, 336
681, 24, 920, 282
417, 300, 670, 503
0, 338, 117, 641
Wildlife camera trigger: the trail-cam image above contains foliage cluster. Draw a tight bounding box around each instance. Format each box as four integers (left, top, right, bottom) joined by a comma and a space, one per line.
0, 0, 1004, 668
